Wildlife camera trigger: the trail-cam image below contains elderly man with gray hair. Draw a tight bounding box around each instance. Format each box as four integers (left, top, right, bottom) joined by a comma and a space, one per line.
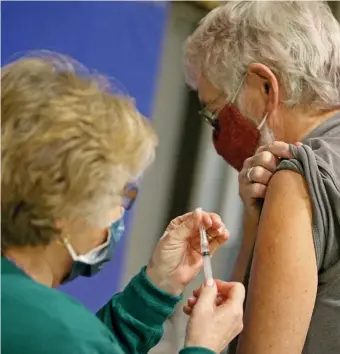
183, 1, 340, 354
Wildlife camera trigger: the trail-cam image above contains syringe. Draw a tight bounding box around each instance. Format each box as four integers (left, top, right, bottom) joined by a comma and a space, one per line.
199, 224, 214, 286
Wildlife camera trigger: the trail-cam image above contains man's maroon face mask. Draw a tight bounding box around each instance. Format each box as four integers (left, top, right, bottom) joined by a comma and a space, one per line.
212, 104, 261, 171
198, 76, 269, 172
199, 101, 261, 172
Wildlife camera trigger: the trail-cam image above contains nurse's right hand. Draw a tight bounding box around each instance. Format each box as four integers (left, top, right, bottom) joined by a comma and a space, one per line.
184, 280, 245, 353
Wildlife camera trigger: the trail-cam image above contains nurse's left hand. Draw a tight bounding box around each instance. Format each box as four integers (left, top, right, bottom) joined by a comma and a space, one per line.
146, 209, 229, 296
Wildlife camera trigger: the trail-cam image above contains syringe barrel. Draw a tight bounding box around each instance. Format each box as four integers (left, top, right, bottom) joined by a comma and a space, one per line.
203, 255, 213, 281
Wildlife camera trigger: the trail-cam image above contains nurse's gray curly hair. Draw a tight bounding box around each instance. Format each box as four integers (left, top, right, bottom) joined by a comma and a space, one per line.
1, 52, 157, 250
184, 0, 340, 109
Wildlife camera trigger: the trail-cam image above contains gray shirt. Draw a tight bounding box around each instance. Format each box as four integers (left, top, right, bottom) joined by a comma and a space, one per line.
278, 112, 340, 354
229, 112, 340, 354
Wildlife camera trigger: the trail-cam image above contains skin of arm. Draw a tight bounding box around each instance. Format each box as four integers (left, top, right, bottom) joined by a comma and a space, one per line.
236, 170, 318, 354
230, 211, 259, 283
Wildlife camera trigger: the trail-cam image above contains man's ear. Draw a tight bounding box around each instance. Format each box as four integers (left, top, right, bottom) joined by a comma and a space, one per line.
264, 82, 270, 94
248, 63, 280, 113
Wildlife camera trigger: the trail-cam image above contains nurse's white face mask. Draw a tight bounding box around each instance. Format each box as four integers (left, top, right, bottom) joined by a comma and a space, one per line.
61, 214, 125, 283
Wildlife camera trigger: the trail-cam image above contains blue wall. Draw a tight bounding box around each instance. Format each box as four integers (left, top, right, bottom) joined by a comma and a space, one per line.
2, 0, 169, 312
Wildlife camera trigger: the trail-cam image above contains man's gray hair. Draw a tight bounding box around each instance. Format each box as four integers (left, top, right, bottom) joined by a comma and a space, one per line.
184, 1, 340, 109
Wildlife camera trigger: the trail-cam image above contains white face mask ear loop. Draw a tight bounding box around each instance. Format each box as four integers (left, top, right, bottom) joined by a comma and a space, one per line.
257, 112, 269, 130
62, 236, 78, 260
231, 74, 247, 104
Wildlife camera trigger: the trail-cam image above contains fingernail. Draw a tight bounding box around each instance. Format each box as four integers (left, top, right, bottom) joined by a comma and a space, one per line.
195, 207, 202, 214
206, 278, 214, 287
295, 142, 303, 147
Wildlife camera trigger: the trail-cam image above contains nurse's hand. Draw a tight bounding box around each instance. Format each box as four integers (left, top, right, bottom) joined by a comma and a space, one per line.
184, 280, 245, 353
146, 209, 229, 296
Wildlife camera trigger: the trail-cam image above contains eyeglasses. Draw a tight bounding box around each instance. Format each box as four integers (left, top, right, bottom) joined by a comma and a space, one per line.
198, 92, 225, 129
198, 75, 246, 129
122, 184, 138, 210
198, 106, 219, 128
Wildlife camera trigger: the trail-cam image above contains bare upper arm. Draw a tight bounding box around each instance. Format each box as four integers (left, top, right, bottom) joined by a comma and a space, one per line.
236, 169, 318, 354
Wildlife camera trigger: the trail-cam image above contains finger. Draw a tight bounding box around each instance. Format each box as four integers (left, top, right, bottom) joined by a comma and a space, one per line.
165, 212, 193, 232
169, 211, 225, 230
228, 282, 246, 301
188, 229, 229, 256
192, 288, 228, 309
192, 282, 231, 299
206, 221, 228, 236
209, 234, 229, 255
242, 155, 254, 169
194, 281, 218, 311
255, 141, 294, 159
188, 294, 222, 308
241, 165, 273, 185
193, 209, 216, 230
173, 213, 192, 223
254, 144, 268, 155
214, 280, 237, 294
167, 210, 219, 238
203, 215, 229, 251
200, 212, 229, 238
222, 282, 246, 307
205, 231, 229, 245
239, 165, 273, 186
243, 141, 289, 173
187, 297, 197, 308
206, 225, 229, 244
264, 141, 294, 159
209, 213, 223, 229
193, 287, 201, 298
242, 183, 267, 199
187, 210, 223, 246
183, 305, 192, 316
200, 211, 215, 230
250, 150, 279, 172
216, 294, 224, 306
170, 208, 212, 242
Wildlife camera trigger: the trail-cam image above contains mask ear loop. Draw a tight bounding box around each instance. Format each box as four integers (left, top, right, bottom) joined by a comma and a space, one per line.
56, 234, 78, 260
230, 73, 269, 131
209, 74, 247, 127
257, 112, 269, 130
231, 74, 247, 104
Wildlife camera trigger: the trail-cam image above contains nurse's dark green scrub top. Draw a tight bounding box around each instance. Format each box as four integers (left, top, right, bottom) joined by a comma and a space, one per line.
1, 257, 214, 354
